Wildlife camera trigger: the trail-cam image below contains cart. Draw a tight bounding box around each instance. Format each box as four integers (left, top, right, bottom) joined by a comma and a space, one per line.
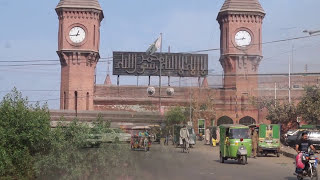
130, 126, 151, 152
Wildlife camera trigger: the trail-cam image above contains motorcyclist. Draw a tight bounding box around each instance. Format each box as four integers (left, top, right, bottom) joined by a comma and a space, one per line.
180, 125, 190, 149
295, 132, 316, 175
295, 132, 315, 153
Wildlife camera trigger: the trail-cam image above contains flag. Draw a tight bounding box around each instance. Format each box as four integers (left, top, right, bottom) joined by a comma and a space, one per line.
146, 35, 162, 55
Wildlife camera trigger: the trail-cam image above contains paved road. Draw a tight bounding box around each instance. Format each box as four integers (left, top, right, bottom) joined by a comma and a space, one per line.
124, 143, 300, 180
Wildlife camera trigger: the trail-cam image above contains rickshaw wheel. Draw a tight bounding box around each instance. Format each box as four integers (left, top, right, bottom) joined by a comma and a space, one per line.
241, 156, 247, 165
276, 152, 280, 157
219, 153, 224, 163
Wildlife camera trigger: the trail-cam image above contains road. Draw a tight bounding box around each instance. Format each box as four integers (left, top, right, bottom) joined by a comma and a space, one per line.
123, 142, 301, 180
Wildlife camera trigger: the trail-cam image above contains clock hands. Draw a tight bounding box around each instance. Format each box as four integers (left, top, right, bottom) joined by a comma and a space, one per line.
70, 30, 80, 37
236, 37, 246, 41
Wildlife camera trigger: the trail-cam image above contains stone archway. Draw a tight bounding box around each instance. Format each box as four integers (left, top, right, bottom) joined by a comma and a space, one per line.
217, 116, 234, 126
239, 116, 256, 126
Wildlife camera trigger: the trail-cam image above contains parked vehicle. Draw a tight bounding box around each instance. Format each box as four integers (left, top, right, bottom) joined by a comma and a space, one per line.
105, 128, 131, 143
257, 124, 280, 157
173, 125, 196, 147
130, 126, 151, 152
219, 124, 251, 165
282, 129, 298, 145
85, 128, 131, 147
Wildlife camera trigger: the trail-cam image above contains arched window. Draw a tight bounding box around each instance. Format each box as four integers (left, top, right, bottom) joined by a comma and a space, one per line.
63, 92, 67, 110
86, 92, 89, 110
217, 116, 234, 126
74, 91, 78, 111
239, 116, 256, 126
94, 25, 96, 46
241, 96, 245, 111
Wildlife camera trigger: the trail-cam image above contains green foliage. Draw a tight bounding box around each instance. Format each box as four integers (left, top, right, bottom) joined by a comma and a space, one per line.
297, 86, 320, 125
250, 96, 298, 131
252, 86, 320, 127
265, 101, 297, 125
165, 107, 186, 127
35, 119, 132, 180
0, 88, 51, 179
91, 113, 111, 134
0, 89, 133, 180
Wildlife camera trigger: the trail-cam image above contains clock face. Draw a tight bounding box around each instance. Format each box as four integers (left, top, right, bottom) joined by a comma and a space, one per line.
69, 27, 86, 44
235, 30, 252, 47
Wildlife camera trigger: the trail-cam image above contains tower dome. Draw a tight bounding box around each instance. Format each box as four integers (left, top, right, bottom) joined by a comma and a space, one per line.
56, 0, 102, 11
218, 0, 265, 17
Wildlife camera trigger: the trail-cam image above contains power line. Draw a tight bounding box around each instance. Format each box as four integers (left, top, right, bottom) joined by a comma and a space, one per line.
188, 33, 320, 53
1, 72, 320, 94
0, 33, 319, 67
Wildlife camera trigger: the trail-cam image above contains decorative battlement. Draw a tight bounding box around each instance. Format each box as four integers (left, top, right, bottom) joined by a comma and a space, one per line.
218, 13, 264, 24
57, 50, 100, 66
56, 9, 102, 20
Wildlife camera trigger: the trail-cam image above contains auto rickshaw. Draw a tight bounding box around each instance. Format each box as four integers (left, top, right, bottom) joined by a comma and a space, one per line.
257, 124, 280, 157
219, 124, 252, 165
130, 126, 151, 152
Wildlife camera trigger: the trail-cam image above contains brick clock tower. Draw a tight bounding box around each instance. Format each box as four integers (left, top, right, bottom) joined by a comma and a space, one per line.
217, 0, 265, 97
56, 0, 104, 111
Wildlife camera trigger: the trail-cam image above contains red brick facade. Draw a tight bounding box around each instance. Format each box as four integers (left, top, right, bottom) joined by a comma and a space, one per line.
57, 0, 318, 131
56, 3, 103, 111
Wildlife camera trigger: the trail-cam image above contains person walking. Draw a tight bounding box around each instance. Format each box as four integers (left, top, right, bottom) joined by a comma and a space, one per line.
205, 128, 211, 145
180, 125, 190, 150
251, 127, 258, 158
216, 128, 220, 145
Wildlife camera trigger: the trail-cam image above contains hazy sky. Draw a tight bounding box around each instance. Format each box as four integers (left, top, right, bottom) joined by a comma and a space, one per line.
0, 0, 320, 109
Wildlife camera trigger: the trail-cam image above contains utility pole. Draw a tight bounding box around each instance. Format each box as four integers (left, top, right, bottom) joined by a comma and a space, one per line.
288, 55, 291, 104
189, 84, 192, 125
159, 33, 163, 113
274, 82, 277, 102
304, 64, 308, 73
159, 61, 162, 113
160, 33, 163, 53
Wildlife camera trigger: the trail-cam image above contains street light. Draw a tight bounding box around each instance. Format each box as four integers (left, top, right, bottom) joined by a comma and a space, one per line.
147, 86, 174, 114
303, 29, 320, 35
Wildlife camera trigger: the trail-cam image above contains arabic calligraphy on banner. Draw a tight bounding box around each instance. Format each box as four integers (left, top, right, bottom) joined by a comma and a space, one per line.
113, 52, 208, 77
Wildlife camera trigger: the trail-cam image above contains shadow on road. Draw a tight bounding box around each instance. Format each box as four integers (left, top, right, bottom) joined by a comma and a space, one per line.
284, 177, 297, 180
213, 160, 243, 164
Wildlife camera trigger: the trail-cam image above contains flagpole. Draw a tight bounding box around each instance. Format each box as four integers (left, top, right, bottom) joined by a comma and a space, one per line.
159, 33, 163, 113
160, 33, 163, 53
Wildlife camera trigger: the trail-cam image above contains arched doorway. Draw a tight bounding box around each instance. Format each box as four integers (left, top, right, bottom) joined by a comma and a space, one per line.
217, 116, 233, 126
239, 116, 256, 126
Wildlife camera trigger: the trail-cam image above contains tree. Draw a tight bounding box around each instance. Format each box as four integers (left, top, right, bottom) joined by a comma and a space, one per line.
191, 88, 216, 127
165, 107, 186, 127
297, 86, 320, 125
0, 89, 134, 180
0, 88, 51, 179
265, 101, 297, 125
35, 116, 133, 180
250, 97, 298, 132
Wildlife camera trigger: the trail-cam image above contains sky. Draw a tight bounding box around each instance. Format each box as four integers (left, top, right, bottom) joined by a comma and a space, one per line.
0, 0, 320, 109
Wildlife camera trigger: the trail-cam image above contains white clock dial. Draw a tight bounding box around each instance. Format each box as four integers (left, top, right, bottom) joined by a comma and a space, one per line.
69, 27, 86, 44
235, 30, 252, 47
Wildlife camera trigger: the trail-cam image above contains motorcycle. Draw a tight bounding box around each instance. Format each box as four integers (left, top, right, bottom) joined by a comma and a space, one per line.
295, 151, 318, 180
